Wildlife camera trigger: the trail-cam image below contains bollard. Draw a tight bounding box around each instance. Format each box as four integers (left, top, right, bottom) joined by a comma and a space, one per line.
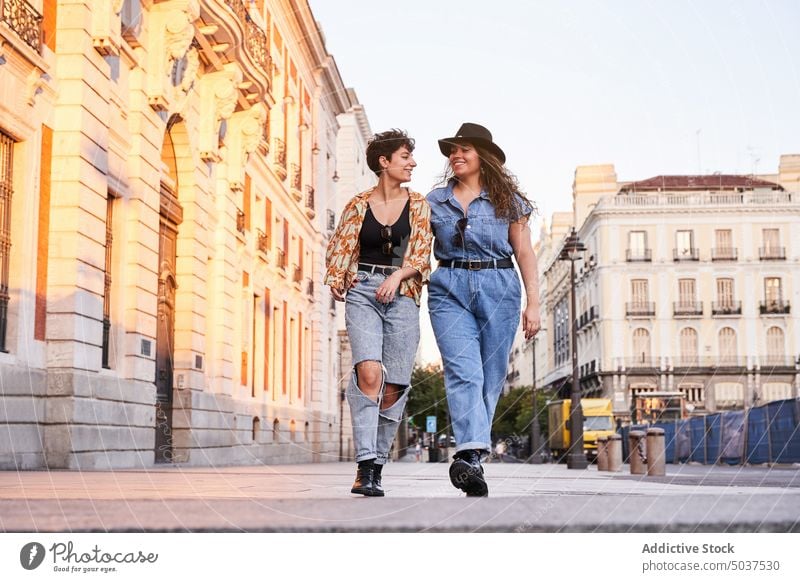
628, 430, 646, 475
646, 427, 666, 476
607, 434, 622, 472
596, 436, 608, 471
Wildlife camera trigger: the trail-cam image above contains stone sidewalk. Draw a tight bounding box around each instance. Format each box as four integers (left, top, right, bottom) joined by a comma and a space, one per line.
0, 461, 798, 532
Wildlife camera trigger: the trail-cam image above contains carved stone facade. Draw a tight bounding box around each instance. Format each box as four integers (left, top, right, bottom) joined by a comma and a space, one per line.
0, 0, 362, 469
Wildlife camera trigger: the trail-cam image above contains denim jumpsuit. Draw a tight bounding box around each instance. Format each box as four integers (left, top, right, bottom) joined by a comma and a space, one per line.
427, 183, 528, 454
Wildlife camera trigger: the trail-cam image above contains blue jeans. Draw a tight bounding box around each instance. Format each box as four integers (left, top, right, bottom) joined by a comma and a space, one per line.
345, 269, 420, 464
428, 267, 521, 453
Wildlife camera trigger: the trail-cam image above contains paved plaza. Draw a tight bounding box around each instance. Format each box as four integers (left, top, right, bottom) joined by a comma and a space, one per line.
0, 460, 798, 532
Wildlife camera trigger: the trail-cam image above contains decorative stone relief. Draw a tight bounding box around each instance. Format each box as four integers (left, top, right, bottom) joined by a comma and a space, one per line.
147, 0, 200, 111
180, 45, 199, 93
226, 103, 267, 190
198, 63, 243, 163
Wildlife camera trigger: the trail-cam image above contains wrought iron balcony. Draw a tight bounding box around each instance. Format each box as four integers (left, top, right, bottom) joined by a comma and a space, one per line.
306, 279, 314, 297
292, 264, 302, 284
290, 164, 302, 200
759, 299, 790, 315
1, 0, 42, 53
674, 356, 746, 369
273, 138, 287, 178
304, 186, 315, 219
577, 306, 599, 330
236, 209, 245, 235
711, 247, 738, 261
626, 248, 652, 262
276, 248, 286, 271
626, 302, 655, 317
673, 248, 700, 261
222, 0, 272, 73
673, 301, 703, 317
712, 301, 742, 316
759, 246, 786, 260
625, 356, 659, 369
256, 229, 270, 255
761, 355, 796, 368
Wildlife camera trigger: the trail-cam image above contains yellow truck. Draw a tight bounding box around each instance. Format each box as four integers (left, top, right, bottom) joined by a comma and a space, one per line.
547, 398, 615, 461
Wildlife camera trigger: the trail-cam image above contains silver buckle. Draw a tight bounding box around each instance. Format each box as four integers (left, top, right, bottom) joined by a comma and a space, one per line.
468, 260, 481, 271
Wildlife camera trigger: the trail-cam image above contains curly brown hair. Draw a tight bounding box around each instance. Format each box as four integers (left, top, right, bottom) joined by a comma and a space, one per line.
365, 129, 415, 176
438, 145, 536, 222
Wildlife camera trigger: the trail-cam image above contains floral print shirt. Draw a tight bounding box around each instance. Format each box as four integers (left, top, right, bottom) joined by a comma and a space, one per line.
324, 187, 432, 306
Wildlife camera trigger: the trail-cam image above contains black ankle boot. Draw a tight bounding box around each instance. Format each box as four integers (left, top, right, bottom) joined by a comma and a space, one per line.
351, 460, 383, 497
449, 449, 488, 497
372, 463, 384, 495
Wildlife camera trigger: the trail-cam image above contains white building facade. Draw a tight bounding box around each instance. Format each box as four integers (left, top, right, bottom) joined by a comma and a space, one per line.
528, 157, 800, 422
0, 0, 367, 469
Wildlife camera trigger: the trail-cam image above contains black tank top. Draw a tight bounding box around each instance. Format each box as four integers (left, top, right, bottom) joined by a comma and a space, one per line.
358, 199, 411, 266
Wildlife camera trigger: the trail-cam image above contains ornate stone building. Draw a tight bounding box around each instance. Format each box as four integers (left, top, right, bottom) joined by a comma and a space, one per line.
0, 0, 364, 469
512, 157, 800, 422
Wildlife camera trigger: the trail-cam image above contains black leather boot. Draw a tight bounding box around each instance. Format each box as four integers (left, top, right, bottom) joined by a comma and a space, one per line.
449, 449, 488, 497
351, 460, 382, 497
372, 463, 385, 495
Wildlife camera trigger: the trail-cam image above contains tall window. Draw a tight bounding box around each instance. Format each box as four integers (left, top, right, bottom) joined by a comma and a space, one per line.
762, 228, 780, 252
676, 230, 694, 255
764, 277, 782, 305
766, 327, 785, 365
678, 279, 696, 306
718, 327, 737, 364
631, 279, 649, 304
629, 231, 647, 252
553, 297, 569, 367
632, 328, 651, 364
102, 195, 115, 368
679, 328, 698, 366
717, 278, 734, 306
0, 131, 14, 352
715, 229, 732, 251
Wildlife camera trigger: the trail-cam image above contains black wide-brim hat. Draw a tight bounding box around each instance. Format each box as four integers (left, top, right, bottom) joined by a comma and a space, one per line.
438, 122, 506, 164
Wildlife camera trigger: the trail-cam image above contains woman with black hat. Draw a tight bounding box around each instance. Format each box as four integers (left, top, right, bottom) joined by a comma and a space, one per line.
427, 122, 540, 496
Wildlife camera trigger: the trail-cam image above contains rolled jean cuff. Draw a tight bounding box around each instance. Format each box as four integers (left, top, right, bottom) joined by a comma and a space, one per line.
455, 441, 490, 454
355, 453, 378, 463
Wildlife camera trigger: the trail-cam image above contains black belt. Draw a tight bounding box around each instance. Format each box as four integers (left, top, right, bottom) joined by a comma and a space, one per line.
358, 263, 400, 276
438, 258, 514, 270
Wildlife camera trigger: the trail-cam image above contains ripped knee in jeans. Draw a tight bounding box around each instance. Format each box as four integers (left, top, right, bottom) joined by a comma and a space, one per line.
353, 360, 384, 401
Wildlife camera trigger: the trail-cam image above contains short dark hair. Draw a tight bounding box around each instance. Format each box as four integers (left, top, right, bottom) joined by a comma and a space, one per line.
365, 129, 415, 176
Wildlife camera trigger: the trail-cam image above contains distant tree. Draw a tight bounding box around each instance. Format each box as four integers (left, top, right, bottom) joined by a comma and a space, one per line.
493, 386, 553, 437
408, 364, 448, 435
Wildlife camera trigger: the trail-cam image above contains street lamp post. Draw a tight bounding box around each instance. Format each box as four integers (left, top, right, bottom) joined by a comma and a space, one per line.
559, 228, 588, 470
529, 335, 543, 464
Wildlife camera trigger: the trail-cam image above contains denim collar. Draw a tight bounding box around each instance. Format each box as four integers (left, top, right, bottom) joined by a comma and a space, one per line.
441, 179, 490, 202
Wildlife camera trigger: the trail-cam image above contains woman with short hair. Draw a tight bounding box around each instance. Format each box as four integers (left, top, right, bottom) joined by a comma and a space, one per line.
325, 129, 432, 496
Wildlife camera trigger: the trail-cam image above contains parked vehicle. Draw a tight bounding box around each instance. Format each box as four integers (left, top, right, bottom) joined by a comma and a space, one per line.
547, 398, 615, 460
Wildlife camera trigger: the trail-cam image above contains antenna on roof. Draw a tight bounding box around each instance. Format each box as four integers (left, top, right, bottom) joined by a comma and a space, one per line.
695, 129, 702, 174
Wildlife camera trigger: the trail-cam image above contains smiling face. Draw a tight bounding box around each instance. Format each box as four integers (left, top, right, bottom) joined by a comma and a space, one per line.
448, 142, 481, 180
380, 145, 416, 183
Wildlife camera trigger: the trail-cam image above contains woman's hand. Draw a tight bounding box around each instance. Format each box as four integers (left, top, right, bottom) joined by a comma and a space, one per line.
523, 304, 541, 340
375, 272, 402, 304
331, 278, 358, 302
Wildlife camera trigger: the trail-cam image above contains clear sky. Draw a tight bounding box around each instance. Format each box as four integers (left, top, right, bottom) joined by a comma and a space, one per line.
309, 0, 800, 363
